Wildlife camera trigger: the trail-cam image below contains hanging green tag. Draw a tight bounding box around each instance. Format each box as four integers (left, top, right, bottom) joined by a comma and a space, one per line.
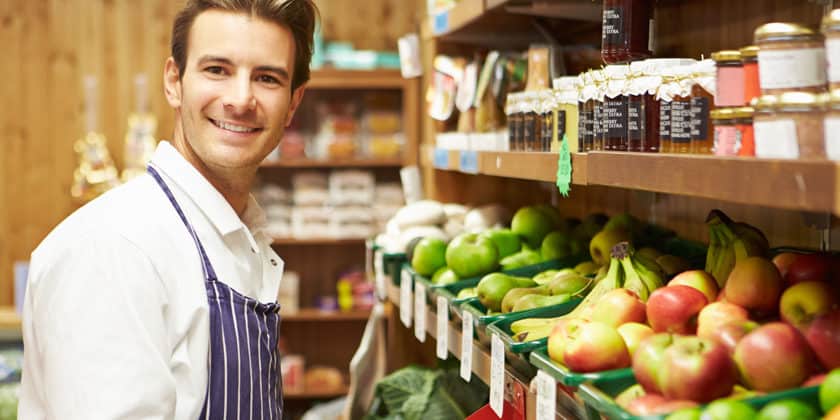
556, 134, 572, 196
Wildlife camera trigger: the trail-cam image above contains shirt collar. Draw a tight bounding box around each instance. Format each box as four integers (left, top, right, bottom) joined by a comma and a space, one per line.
149, 141, 266, 237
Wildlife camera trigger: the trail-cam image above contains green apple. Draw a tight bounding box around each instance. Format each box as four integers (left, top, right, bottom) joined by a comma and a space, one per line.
700, 399, 757, 420
512, 206, 555, 249
431, 266, 459, 286
589, 228, 632, 266
535, 204, 566, 231
666, 407, 702, 420
479, 228, 522, 259
456, 287, 477, 300
476, 272, 536, 311
499, 248, 541, 271
445, 232, 499, 278
755, 399, 819, 420
411, 237, 447, 276
821, 368, 840, 414
541, 231, 583, 261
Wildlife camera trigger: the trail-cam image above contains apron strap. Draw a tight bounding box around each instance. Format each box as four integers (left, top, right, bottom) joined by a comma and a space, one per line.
147, 165, 218, 281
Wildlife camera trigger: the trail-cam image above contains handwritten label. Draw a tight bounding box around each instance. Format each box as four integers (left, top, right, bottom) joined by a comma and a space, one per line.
400, 268, 412, 327
490, 333, 505, 417
436, 296, 449, 359
414, 281, 427, 342
536, 370, 557, 420
460, 311, 474, 381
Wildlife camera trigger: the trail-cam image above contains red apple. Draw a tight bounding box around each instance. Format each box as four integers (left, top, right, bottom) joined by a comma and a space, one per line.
773, 252, 800, 280
786, 253, 833, 285
590, 288, 647, 327
724, 257, 783, 317
803, 373, 827, 387
617, 322, 654, 357
669, 270, 719, 303
646, 285, 708, 334
563, 320, 631, 372
697, 302, 750, 341
626, 394, 698, 416
734, 322, 816, 392
660, 336, 739, 403
780, 281, 839, 330
633, 333, 674, 394
709, 319, 759, 355
805, 308, 840, 369
547, 318, 585, 365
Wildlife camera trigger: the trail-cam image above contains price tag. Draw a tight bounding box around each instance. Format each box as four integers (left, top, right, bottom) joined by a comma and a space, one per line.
373, 250, 386, 300
460, 311, 474, 381
433, 148, 449, 169
400, 268, 412, 327
436, 296, 448, 360
536, 370, 557, 420
433, 11, 449, 34
490, 333, 505, 417
414, 281, 427, 342
459, 150, 479, 174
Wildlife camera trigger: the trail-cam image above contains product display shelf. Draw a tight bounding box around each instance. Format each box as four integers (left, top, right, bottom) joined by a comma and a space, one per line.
306, 68, 408, 90
260, 157, 404, 169
271, 237, 369, 246
281, 308, 371, 322
284, 383, 350, 400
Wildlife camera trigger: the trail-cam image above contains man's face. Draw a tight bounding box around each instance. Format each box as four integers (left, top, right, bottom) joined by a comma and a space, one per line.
164, 10, 304, 172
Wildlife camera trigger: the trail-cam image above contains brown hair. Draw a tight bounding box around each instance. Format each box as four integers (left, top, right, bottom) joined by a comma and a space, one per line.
171, 0, 318, 91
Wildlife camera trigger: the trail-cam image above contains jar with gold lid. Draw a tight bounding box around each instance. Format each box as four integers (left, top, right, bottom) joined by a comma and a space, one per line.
823, 90, 840, 160
711, 108, 738, 156
753, 92, 825, 159
690, 59, 716, 154
822, 10, 840, 90
755, 23, 827, 94
712, 50, 744, 107
740, 46, 760, 104
734, 106, 755, 157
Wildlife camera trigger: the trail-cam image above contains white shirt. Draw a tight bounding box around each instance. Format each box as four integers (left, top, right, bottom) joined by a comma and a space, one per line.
19, 141, 284, 419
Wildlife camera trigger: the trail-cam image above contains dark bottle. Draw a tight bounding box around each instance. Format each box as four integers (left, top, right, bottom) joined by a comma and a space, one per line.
601, 0, 655, 64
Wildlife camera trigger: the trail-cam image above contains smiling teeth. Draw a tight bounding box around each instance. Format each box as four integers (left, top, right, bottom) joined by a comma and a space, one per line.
215, 120, 258, 133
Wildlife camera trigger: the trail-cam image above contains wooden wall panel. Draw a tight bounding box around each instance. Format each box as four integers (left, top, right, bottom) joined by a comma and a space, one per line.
1, 0, 420, 306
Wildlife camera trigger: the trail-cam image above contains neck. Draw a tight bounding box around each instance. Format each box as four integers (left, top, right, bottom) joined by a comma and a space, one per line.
171, 121, 254, 217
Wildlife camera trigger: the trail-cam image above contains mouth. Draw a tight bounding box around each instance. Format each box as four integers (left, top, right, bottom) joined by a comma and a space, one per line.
209, 118, 262, 134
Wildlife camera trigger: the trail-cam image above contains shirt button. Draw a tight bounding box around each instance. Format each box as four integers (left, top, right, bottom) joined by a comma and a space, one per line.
251, 247, 256, 253
270, 259, 277, 266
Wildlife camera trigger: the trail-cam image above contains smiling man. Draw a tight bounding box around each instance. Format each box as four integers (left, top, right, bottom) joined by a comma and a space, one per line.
19, 1, 317, 418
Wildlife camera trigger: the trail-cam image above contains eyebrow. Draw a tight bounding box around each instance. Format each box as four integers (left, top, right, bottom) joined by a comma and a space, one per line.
196, 55, 290, 81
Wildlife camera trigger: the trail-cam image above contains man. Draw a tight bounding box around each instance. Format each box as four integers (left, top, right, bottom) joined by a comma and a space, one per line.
19, 0, 316, 418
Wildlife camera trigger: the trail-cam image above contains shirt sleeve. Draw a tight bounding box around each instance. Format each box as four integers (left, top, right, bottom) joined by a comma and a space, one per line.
19, 231, 176, 420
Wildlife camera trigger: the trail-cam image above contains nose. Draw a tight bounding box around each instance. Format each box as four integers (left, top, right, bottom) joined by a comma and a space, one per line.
222, 72, 256, 113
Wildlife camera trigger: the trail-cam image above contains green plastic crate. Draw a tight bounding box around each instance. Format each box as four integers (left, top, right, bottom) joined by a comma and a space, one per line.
529, 346, 634, 388
383, 252, 407, 285
484, 300, 582, 354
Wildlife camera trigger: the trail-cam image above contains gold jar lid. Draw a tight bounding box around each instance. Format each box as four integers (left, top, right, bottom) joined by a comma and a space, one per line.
751, 94, 779, 113
776, 91, 824, 112
754, 23, 820, 43
739, 45, 759, 58
712, 50, 742, 63
711, 108, 735, 120
732, 107, 755, 119
825, 90, 840, 109
822, 9, 840, 33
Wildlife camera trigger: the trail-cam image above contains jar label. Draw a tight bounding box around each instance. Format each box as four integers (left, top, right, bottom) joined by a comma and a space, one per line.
628, 98, 643, 141
593, 102, 604, 139
582, 109, 594, 149
523, 112, 537, 150
713, 125, 741, 156
828, 39, 840, 83
690, 97, 710, 140
659, 102, 671, 139
602, 7, 625, 46
604, 97, 628, 140
556, 110, 567, 143
825, 117, 840, 160
758, 47, 827, 89
542, 111, 554, 152
670, 101, 692, 143
754, 119, 799, 159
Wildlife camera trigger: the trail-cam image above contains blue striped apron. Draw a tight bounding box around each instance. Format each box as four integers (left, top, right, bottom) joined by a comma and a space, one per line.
148, 166, 283, 420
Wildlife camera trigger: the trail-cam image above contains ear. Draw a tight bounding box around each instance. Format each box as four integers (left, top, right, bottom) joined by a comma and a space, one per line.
163, 57, 182, 108
284, 83, 307, 127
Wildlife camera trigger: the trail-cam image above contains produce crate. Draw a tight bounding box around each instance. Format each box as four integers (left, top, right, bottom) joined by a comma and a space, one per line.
659, 237, 707, 269
529, 346, 634, 388
484, 300, 582, 354
576, 374, 821, 420
383, 252, 407, 285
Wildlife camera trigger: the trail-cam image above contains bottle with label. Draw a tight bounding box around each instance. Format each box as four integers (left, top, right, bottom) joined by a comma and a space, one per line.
755, 23, 827, 95
592, 70, 606, 151
604, 64, 631, 151
579, 72, 595, 152
690, 59, 716, 154
601, 0, 655, 64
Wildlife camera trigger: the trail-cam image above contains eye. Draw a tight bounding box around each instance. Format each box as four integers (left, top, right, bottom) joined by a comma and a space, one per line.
203, 66, 226, 75
256, 74, 281, 85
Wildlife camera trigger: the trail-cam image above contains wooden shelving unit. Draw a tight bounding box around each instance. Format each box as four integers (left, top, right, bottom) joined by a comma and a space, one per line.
307, 68, 408, 90
282, 308, 371, 322
271, 237, 368, 246
261, 157, 403, 169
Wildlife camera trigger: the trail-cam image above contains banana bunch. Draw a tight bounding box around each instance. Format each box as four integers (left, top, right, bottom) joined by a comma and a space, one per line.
705, 209, 769, 288
510, 242, 664, 342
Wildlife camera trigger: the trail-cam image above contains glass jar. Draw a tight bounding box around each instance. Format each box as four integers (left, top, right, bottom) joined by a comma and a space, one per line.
740, 46, 760, 104
754, 93, 825, 159
711, 108, 738, 156
734, 106, 755, 157
604, 64, 631, 151
822, 10, 840, 90
579, 72, 595, 152
523, 92, 541, 152
553, 76, 579, 153
601, 0, 655, 64
755, 23, 827, 94
668, 66, 694, 153
712, 50, 744, 107
591, 70, 606, 151
824, 90, 840, 160
505, 92, 522, 151
690, 60, 716, 154
539, 90, 555, 152
633, 58, 697, 153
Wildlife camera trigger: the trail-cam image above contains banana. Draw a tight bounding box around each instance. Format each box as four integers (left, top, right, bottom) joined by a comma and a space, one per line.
705, 210, 770, 288
705, 225, 721, 275
630, 257, 665, 296
621, 256, 650, 301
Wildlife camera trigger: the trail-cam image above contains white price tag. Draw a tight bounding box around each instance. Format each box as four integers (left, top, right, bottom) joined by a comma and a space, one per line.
825, 117, 840, 160
754, 119, 799, 159
490, 333, 505, 417
373, 250, 386, 300
758, 48, 826, 90
414, 281, 427, 342
436, 296, 448, 359
460, 311, 474, 381
536, 370, 557, 420
400, 269, 412, 327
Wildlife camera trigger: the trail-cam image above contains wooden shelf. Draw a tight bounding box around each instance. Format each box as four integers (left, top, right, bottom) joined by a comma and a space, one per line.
282, 308, 371, 322
284, 384, 349, 400
260, 157, 403, 169
307, 68, 407, 89
0, 307, 20, 331
271, 237, 368, 246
